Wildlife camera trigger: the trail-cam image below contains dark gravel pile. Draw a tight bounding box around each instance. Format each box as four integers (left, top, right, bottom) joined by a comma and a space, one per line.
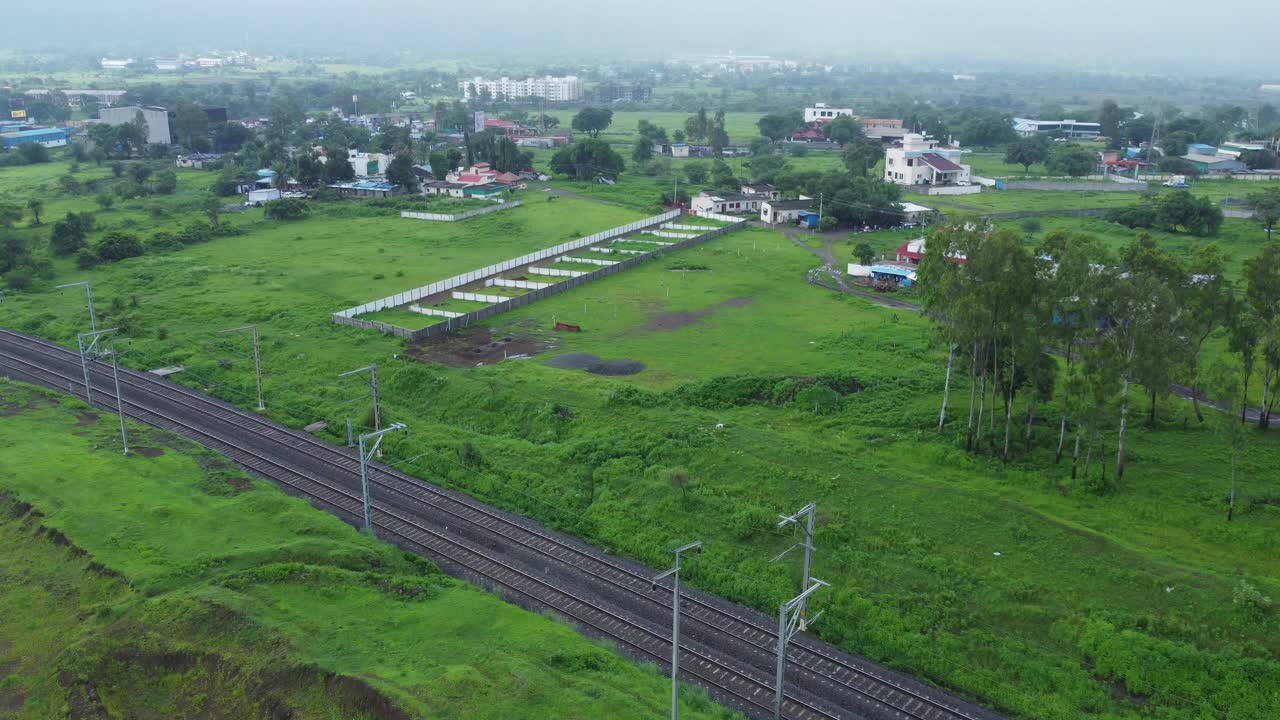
548, 352, 645, 376
586, 360, 645, 376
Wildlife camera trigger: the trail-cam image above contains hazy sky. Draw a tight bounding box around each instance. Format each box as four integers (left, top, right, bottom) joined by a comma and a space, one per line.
3, 0, 1278, 73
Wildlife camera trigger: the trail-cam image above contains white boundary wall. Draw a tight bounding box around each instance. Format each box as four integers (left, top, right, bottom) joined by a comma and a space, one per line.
453, 291, 508, 303
663, 223, 717, 231
336, 210, 680, 318
692, 211, 742, 223
627, 239, 673, 246
643, 230, 699, 239
409, 306, 463, 318
557, 255, 617, 266
487, 278, 549, 289
401, 201, 522, 222
529, 267, 585, 278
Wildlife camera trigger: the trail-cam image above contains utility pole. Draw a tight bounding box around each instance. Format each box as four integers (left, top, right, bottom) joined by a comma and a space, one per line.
57, 280, 97, 333
220, 324, 264, 411
818, 193, 823, 225
356, 423, 407, 530
339, 363, 382, 456
652, 540, 703, 720
774, 579, 830, 720
774, 502, 817, 629
77, 328, 128, 454
673, 176, 679, 208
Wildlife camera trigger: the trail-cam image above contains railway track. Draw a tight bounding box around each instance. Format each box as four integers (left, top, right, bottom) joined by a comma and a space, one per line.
0, 328, 1002, 720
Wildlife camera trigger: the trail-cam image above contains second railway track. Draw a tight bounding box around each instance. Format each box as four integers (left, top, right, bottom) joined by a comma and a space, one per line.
0, 328, 1002, 720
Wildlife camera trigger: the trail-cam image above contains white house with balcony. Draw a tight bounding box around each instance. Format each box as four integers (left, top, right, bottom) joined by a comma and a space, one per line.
884, 134, 974, 192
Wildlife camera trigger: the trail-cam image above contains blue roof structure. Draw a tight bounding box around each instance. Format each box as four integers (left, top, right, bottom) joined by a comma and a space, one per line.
329, 180, 399, 191
1, 127, 71, 139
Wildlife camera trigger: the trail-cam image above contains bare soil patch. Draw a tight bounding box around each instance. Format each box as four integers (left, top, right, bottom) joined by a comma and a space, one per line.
405, 326, 544, 368
133, 447, 164, 458
77, 411, 100, 426
640, 296, 755, 333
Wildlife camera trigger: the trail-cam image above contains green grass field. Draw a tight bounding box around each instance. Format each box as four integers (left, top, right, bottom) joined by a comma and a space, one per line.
3, 156, 1279, 720
0, 382, 737, 720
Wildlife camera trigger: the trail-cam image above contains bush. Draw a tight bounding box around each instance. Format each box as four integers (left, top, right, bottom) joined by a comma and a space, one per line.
75, 248, 98, 269
152, 169, 178, 195
94, 193, 115, 210
93, 231, 144, 262
146, 231, 183, 253
1106, 204, 1156, 229
1232, 580, 1272, 619
818, 215, 839, 232
3, 268, 34, 290
794, 383, 841, 415
263, 198, 309, 221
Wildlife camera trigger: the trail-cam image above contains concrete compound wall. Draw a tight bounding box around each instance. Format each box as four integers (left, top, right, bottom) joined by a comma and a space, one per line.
487, 278, 548, 290
334, 210, 682, 319
334, 218, 749, 340
529, 267, 586, 278
400, 200, 522, 222
557, 255, 617, 266
452, 291, 508, 304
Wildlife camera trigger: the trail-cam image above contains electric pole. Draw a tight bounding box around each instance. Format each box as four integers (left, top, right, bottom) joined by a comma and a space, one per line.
774, 579, 830, 720
357, 423, 407, 530
652, 540, 702, 720
774, 502, 817, 628
220, 324, 264, 411
57, 280, 97, 333
339, 363, 382, 456
77, 328, 128, 454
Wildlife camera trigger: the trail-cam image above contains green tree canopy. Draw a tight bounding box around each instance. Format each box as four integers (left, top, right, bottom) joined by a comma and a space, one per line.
570, 107, 614, 138
1046, 144, 1096, 177
1004, 135, 1051, 173
548, 138, 625, 181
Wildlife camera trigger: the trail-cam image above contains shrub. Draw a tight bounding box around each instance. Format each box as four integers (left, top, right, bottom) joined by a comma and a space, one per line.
794, 383, 841, 415
1233, 580, 1272, 619
93, 231, 144, 262
263, 198, 309, 221
75, 248, 98, 269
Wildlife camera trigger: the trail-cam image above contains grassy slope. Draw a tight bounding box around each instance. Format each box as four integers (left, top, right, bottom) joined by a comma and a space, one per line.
0, 382, 736, 720
4, 158, 1280, 719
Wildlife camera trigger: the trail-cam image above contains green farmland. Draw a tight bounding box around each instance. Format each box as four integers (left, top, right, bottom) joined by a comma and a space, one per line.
2, 156, 1279, 720
0, 383, 735, 720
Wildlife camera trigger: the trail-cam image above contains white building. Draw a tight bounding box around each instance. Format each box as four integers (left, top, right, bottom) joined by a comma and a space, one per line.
98, 105, 174, 145
740, 183, 782, 201
459, 76, 583, 102
1012, 118, 1101, 139
348, 149, 392, 177
691, 191, 761, 215
804, 103, 854, 124
760, 199, 815, 225
100, 58, 134, 70
195, 57, 225, 68
884, 134, 972, 188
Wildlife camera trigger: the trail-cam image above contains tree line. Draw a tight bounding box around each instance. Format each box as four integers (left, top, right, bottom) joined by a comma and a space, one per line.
918, 222, 1276, 515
